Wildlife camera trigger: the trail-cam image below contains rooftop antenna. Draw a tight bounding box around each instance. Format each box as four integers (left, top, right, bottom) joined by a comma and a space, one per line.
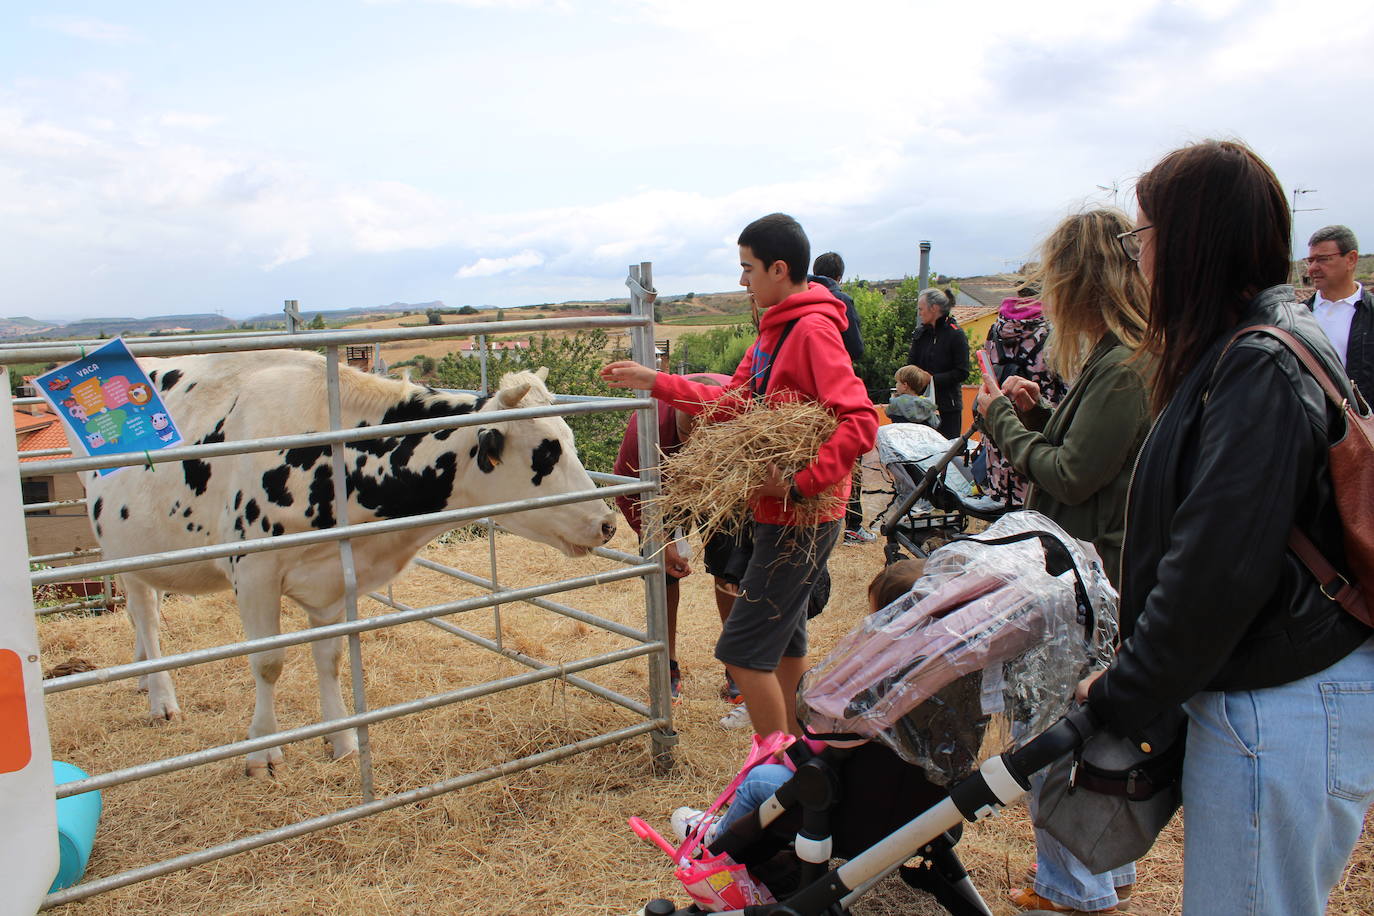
1292, 186, 1322, 213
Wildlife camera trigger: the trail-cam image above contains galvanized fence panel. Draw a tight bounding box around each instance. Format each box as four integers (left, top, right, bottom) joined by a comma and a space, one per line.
10, 273, 671, 908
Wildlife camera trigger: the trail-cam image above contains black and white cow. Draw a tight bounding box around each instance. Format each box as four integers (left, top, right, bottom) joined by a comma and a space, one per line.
86, 350, 616, 776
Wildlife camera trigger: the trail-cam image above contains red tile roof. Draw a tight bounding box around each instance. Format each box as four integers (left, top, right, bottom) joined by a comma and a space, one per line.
13, 409, 55, 433
19, 420, 71, 461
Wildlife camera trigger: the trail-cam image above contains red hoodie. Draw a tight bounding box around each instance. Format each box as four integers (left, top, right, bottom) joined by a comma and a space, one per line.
651, 282, 879, 525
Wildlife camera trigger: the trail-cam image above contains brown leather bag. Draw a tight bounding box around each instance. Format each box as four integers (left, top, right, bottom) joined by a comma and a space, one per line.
1220, 325, 1374, 627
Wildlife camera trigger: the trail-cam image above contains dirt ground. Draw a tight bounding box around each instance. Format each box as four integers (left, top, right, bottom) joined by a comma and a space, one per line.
34, 468, 1373, 915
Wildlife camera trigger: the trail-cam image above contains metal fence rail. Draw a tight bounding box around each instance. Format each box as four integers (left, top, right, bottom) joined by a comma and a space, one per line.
14, 268, 670, 907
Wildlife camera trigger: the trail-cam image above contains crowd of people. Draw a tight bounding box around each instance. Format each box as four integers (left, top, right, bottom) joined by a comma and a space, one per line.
604, 138, 1373, 915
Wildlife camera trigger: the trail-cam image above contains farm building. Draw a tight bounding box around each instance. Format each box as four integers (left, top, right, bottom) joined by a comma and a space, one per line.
14, 391, 92, 560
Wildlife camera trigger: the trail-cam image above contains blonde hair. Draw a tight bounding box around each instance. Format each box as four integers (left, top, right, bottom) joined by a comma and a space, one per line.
1030, 208, 1150, 379
895, 364, 932, 392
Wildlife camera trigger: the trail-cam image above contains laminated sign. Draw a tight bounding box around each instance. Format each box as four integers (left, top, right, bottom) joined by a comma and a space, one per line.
35, 337, 183, 475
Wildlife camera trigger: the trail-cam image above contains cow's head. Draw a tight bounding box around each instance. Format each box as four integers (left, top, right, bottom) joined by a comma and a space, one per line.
459, 369, 616, 557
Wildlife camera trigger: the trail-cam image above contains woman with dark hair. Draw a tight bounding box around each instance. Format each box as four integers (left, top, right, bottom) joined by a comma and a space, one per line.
1079, 140, 1374, 913
907, 287, 969, 439
975, 209, 1152, 914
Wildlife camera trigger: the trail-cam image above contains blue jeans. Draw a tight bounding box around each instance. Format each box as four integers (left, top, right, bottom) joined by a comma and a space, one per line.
1180, 636, 1374, 915
1027, 772, 1136, 910
718, 763, 792, 835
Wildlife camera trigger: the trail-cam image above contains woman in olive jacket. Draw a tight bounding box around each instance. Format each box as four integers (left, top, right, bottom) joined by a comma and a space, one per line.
1079, 141, 1373, 915
976, 209, 1151, 590
974, 208, 1152, 915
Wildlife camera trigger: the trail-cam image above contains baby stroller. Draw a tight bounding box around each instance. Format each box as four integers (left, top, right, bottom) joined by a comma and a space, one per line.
633, 513, 1118, 916
875, 421, 1008, 565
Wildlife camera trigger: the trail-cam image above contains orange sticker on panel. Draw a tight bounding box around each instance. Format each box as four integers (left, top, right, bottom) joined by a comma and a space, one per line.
0, 649, 33, 773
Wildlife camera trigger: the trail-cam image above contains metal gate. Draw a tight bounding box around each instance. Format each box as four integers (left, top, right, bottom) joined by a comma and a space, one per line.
8, 264, 674, 908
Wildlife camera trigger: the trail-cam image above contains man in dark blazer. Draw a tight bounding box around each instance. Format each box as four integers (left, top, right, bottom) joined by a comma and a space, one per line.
1303, 225, 1373, 400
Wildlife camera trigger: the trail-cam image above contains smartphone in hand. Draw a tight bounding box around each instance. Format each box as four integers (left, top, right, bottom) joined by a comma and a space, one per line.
977, 349, 996, 383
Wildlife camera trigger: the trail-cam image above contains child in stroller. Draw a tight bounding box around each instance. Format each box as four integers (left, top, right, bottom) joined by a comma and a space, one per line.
634, 513, 1118, 916
875, 420, 1007, 564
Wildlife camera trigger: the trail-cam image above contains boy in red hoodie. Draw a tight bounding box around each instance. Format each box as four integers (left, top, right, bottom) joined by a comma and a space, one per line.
602, 213, 878, 737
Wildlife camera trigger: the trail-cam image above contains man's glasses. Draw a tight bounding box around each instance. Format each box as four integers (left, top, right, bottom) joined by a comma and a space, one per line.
1116, 226, 1153, 262
1304, 253, 1345, 267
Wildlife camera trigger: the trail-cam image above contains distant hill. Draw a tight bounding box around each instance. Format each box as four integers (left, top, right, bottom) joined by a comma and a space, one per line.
241, 300, 447, 326
0, 316, 63, 338
54, 313, 238, 338
0, 313, 239, 341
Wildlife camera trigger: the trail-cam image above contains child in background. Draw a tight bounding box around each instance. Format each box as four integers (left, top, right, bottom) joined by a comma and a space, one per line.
886, 365, 940, 428
670, 558, 928, 844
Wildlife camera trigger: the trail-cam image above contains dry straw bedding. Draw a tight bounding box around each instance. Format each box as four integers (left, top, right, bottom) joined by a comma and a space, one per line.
38, 522, 1372, 915
651, 398, 844, 542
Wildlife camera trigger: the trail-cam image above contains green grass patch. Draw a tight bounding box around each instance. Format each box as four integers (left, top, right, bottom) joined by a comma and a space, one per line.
660, 312, 753, 326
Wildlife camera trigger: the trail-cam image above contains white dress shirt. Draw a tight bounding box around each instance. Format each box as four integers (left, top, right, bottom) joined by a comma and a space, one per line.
1313, 282, 1364, 367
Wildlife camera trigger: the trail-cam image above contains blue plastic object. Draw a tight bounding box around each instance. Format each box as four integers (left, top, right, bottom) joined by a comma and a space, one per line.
50, 761, 102, 893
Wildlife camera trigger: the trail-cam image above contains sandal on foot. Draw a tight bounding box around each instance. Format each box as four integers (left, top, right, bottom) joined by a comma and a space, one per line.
1008, 886, 1121, 915
1020, 866, 1133, 902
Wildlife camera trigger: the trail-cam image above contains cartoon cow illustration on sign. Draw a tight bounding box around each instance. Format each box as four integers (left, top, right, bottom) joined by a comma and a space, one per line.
85, 350, 616, 776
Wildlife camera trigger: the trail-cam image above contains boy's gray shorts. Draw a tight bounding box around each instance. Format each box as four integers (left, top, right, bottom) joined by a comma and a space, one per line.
714, 520, 840, 672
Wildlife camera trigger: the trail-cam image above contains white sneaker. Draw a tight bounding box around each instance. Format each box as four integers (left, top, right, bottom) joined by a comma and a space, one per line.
719, 702, 752, 730
670, 806, 719, 844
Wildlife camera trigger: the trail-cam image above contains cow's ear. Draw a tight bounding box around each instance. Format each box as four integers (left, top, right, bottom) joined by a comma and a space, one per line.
495, 382, 530, 409
534, 367, 549, 381
471, 427, 506, 473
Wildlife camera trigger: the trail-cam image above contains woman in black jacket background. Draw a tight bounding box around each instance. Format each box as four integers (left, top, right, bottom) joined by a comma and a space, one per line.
906, 287, 968, 439
1079, 140, 1374, 915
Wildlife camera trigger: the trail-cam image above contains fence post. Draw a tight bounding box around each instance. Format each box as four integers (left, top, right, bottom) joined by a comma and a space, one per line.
283, 300, 302, 334
324, 346, 375, 801
628, 262, 675, 771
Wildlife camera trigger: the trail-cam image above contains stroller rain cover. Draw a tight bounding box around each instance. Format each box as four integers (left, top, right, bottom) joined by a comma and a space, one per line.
800, 511, 1119, 785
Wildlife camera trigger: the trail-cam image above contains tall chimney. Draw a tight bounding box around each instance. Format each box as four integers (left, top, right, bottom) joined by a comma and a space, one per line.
918, 241, 932, 292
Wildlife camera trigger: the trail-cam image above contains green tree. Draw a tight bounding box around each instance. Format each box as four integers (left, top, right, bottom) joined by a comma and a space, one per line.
850, 277, 920, 399
963, 326, 984, 386
426, 309, 444, 326
433, 329, 630, 472
458, 305, 478, 315
672, 323, 755, 374
309, 314, 326, 330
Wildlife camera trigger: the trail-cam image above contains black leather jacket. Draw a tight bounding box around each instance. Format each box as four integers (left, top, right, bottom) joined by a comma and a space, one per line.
1089, 287, 1373, 746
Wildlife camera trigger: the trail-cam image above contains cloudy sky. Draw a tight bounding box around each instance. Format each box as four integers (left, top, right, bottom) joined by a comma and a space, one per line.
3, 1, 1369, 321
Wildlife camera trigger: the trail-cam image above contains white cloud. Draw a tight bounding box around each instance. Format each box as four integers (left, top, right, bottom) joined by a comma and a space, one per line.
365, 0, 567, 7
158, 112, 224, 130
456, 250, 546, 278
4, 0, 1371, 318
32, 15, 139, 44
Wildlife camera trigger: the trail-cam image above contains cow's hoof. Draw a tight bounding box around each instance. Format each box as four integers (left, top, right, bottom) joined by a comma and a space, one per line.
244, 760, 277, 779
327, 730, 359, 761
146, 702, 182, 723
245, 746, 285, 777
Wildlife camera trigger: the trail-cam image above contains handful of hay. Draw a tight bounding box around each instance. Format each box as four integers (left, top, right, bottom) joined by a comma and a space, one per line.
647, 397, 844, 543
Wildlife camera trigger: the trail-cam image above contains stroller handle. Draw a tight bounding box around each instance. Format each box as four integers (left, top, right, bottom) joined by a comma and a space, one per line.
878, 420, 979, 538
1002, 705, 1100, 789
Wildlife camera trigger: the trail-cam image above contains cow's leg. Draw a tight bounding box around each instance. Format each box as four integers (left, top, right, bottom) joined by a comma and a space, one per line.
124, 576, 181, 721
235, 571, 287, 778
309, 601, 357, 761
